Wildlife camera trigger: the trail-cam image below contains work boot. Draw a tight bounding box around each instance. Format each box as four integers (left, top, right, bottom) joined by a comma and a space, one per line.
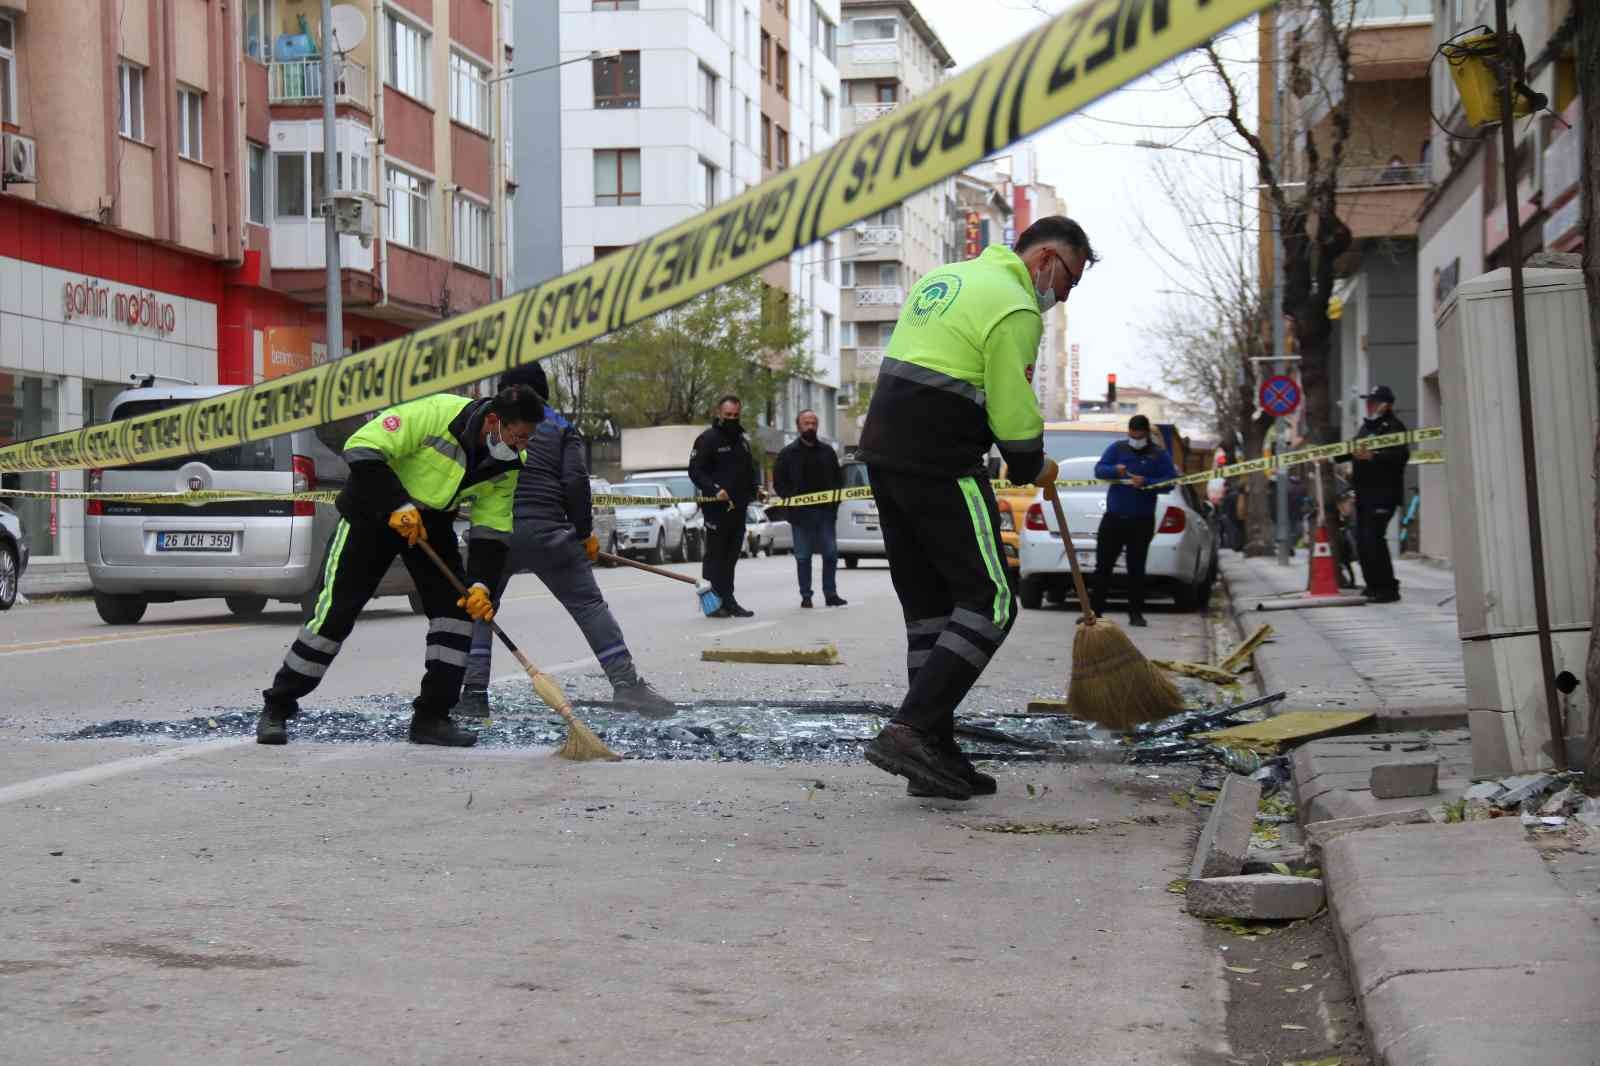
801, 595, 813, 608
453, 686, 491, 719
408, 714, 480, 747
908, 739, 997, 797
728, 601, 755, 618
825, 595, 848, 607
256, 706, 292, 745
864, 722, 973, 800
1128, 612, 1148, 627
612, 679, 678, 720
1371, 589, 1401, 604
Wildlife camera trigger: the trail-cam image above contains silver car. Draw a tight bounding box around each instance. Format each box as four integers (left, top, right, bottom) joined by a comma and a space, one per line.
835, 460, 884, 569
623, 469, 706, 562
85, 385, 417, 625
0, 501, 30, 610
609, 482, 688, 564
588, 476, 620, 565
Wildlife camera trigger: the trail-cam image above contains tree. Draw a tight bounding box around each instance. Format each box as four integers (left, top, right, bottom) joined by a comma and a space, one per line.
1577, 1, 1599, 790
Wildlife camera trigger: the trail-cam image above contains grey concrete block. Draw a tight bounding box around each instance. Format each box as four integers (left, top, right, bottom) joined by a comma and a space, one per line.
1186, 875, 1325, 920
1462, 781, 1504, 802
1369, 759, 1440, 799
1186, 774, 1262, 881
1241, 845, 1309, 874
1304, 807, 1432, 846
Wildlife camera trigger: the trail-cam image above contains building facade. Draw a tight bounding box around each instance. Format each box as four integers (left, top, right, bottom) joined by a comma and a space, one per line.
0, 0, 515, 566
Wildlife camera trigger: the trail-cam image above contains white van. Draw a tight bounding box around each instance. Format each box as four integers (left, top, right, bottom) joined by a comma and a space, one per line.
85, 385, 418, 624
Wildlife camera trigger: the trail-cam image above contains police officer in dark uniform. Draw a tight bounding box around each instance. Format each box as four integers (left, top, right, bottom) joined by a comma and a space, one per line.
1340, 384, 1409, 603
689, 394, 763, 618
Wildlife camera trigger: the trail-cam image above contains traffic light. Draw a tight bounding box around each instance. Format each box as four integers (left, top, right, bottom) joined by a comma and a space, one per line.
1107, 373, 1117, 404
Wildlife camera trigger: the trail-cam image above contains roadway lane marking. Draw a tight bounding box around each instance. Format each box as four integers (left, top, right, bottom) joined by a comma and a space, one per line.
0, 624, 251, 657
709, 620, 777, 639
0, 739, 252, 806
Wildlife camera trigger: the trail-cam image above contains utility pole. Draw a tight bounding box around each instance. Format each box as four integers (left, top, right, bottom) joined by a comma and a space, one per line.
321, 0, 343, 365
1272, 46, 1290, 567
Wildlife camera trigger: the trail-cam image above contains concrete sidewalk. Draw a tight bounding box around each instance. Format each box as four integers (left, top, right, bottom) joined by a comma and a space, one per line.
17, 560, 95, 600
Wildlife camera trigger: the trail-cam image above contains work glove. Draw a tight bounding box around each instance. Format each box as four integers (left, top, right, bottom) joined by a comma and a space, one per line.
1034, 458, 1059, 498
583, 533, 600, 563
388, 503, 427, 547
457, 582, 495, 623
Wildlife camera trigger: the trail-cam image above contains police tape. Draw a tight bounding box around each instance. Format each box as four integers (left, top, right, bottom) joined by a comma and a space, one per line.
0, 0, 1274, 477
1150, 426, 1444, 490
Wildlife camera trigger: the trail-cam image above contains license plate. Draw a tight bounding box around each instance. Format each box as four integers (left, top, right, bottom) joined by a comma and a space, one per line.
156, 531, 235, 552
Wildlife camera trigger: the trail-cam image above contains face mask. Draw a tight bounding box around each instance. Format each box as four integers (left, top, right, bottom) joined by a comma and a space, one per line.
1127, 436, 1149, 451
719, 418, 743, 435
1035, 282, 1057, 314
800, 429, 818, 443
487, 431, 518, 462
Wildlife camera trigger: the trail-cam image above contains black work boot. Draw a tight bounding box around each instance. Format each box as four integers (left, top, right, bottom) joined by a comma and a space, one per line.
453, 686, 491, 719
824, 594, 848, 607
408, 713, 480, 747
865, 722, 972, 800
909, 739, 997, 798
1128, 612, 1148, 627
256, 706, 292, 745
612, 679, 678, 719
801, 596, 813, 608
728, 601, 755, 618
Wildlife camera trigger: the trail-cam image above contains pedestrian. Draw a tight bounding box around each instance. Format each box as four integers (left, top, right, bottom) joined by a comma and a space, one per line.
1091, 414, 1179, 627
1220, 477, 1244, 552
256, 386, 545, 746
773, 409, 847, 609
457, 363, 677, 720
689, 394, 762, 618
1340, 384, 1409, 603
855, 215, 1093, 800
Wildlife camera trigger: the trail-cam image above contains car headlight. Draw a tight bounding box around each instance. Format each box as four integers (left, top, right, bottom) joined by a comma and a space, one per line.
997, 510, 1015, 531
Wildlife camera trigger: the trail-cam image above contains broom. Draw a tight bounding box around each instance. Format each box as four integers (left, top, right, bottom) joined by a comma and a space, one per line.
597, 551, 722, 615
415, 541, 622, 762
1044, 486, 1184, 731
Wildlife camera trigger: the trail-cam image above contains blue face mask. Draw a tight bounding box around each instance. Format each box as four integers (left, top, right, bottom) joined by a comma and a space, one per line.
487, 431, 518, 462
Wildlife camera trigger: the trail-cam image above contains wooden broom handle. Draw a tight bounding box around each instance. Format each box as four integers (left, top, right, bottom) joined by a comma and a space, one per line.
597, 551, 697, 585
1045, 487, 1098, 625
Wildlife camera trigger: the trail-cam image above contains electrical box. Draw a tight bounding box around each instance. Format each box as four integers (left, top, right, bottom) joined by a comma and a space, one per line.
328, 191, 375, 244
1435, 267, 1595, 774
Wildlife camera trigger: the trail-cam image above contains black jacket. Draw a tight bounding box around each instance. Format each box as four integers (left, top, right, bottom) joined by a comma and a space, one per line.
1339, 411, 1409, 509
688, 421, 761, 511
773, 438, 842, 516
512, 405, 593, 539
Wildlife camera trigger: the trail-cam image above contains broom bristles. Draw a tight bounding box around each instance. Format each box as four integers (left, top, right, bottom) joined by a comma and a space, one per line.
555, 707, 624, 762
1068, 618, 1186, 731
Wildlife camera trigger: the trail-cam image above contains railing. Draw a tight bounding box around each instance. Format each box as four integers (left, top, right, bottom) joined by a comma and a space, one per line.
846, 41, 899, 64
269, 59, 369, 106
851, 103, 898, 122
853, 347, 886, 367
853, 225, 901, 246
853, 287, 904, 307
1341, 162, 1430, 188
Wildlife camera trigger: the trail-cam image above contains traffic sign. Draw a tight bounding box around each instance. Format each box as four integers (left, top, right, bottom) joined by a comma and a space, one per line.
1260, 375, 1302, 417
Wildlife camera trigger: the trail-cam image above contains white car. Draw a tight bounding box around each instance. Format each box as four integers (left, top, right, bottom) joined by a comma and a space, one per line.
835, 460, 884, 569
609, 482, 688, 565
624, 469, 706, 562
745, 504, 792, 556
1017, 455, 1218, 611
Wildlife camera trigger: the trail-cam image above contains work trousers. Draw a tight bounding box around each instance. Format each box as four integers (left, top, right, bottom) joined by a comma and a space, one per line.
1092, 514, 1157, 615
789, 508, 838, 599
869, 466, 1017, 742
264, 512, 474, 719
701, 501, 748, 604
464, 522, 634, 690
1356, 503, 1398, 596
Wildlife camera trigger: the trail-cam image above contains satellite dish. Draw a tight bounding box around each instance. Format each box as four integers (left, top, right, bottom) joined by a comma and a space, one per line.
329, 4, 368, 51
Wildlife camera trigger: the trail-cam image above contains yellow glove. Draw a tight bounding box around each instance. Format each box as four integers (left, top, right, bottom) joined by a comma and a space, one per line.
457, 582, 495, 623
388, 503, 427, 547
583, 533, 600, 563
1034, 458, 1059, 497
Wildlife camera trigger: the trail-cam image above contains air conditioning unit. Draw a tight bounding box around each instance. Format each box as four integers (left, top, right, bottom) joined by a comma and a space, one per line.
328, 190, 375, 245
3, 133, 38, 186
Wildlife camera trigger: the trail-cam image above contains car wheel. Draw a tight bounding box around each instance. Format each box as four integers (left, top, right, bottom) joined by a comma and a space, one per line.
225, 594, 269, 619
670, 532, 688, 563
1172, 581, 1200, 610
843, 555, 859, 570
0, 543, 16, 610
687, 530, 705, 562
1019, 575, 1047, 610
94, 591, 148, 625
645, 539, 666, 566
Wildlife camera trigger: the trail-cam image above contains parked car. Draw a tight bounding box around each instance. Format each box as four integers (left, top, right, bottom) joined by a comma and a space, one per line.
0, 500, 30, 610
993, 489, 1031, 573
624, 469, 705, 561
84, 385, 419, 625
744, 504, 792, 557
1016, 453, 1218, 611
835, 460, 884, 569
588, 477, 620, 564
609, 482, 688, 565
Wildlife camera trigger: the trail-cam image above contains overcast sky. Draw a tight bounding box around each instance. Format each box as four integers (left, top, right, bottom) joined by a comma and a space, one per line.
913, 0, 1261, 406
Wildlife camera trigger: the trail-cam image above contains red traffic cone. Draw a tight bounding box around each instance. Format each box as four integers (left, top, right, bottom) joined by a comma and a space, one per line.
1308, 524, 1342, 597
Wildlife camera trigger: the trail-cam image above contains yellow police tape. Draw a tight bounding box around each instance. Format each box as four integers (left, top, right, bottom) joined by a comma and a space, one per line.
0, 0, 1273, 477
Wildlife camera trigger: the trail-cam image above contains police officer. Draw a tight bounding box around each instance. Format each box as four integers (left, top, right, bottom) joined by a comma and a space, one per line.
855, 216, 1094, 801
1092, 414, 1180, 627
688, 394, 763, 618
1341, 384, 1409, 603
256, 386, 544, 746
458, 363, 676, 718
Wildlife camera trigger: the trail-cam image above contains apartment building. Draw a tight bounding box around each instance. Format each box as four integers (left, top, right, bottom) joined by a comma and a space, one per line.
0, 0, 514, 565
833, 0, 952, 446
516, 0, 842, 447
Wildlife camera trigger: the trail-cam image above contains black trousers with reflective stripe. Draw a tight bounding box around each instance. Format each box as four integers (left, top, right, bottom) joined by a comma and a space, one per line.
264, 511, 475, 719
868, 466, 1018, 740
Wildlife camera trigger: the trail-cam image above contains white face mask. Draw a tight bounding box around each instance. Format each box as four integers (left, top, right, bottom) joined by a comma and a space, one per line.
487, 431, 518, 462
1035, 285, 1057, 314
1127, 436, 1149, 451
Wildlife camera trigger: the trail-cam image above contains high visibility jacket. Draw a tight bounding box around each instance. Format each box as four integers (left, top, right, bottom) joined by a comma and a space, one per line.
855, 244, 1046, 484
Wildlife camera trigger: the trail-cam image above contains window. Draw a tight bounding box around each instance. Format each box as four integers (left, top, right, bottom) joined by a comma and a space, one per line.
593, 245, 627, 261
821, 238, 834, 281
701, 159, 718, 206
704, 0, 717, 29
852, 17, 898, 40
743, 95, 752, 145
775, 44, 787, 97
247, 143, 267, 225
876, 81, 897, 103
839, 260, 854, 287
593, 51, 640, 109
117, 62, 146, 140
177, 88, 204, 161
0, 15, 15, 124
385, 165, 431, 249
840, 320, 855, 347
760, 30, 770, 80
820, 311, 833, 357
871, 205, 900, 226
386, 11, 430, 101
275, 152, 306, 217
761, 115, 772, 169
820, 88, 833, 132
698, 64, 718, 123
593, 148, 640, 206
877, 262, 900, 286
775, 125, 788, 169
743, 9, 752, 55
450, 52, 490, 131
813, 5, 837, 61
591, 0, 639, 8
453, 196, 491, 271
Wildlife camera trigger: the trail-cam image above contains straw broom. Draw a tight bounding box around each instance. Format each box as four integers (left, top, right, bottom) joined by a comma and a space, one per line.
416, 541, 621, 761
1044, 487, 1184, 730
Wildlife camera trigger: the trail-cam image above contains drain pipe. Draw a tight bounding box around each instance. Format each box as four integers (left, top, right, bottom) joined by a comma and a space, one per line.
371, 0, 390, 313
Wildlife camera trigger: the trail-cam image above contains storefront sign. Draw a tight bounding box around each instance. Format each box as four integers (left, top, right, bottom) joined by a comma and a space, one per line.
62, 277, 178, 336
263, 327, 316, 380
964, 210, 981, 258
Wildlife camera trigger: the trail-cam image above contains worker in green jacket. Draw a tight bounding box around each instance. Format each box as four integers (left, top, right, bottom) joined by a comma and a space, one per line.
257, 386, 545, 747
856, 216, 1096, 800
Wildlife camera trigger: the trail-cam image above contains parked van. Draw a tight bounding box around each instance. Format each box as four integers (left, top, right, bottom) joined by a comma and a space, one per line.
85, 385, 417, 624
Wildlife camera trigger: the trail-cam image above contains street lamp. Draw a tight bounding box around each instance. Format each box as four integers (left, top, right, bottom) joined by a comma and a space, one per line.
489, 49, 621, 84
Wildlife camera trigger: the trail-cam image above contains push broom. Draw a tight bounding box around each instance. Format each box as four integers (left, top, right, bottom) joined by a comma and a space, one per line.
597, 551, 722, 615
415, 540, 622, 762
1044, 486, 1184, 730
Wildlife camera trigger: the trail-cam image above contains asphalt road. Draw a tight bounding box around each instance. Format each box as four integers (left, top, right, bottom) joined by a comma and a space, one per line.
0, 555, 1246, 1064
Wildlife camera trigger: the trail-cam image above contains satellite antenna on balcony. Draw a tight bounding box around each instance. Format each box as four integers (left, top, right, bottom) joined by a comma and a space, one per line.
329, 4, 368, 53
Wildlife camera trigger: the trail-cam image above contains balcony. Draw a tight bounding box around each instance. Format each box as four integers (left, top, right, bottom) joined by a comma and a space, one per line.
851, 103, 899, 123
269, 59, 370, 107
854, 286, 904, 307
853, 225, 902, 247
846, 41, 899, 64
854, 347, 885, 367
1341, 163, 1430, 188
